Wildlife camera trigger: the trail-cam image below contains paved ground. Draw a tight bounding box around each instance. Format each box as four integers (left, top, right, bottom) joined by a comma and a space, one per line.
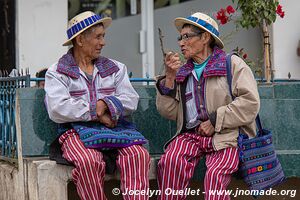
69, 177, 300, 199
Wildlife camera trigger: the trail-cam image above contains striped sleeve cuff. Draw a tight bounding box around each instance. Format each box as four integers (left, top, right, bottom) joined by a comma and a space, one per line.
159, 80, 172, 95
90, 100, 98, 121
158, 79, 174, 95
156, 77, 177, 98
102, 96, 124, 122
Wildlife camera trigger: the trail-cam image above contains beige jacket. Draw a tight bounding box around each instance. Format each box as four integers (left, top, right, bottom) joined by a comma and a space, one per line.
156, 55, 260, 151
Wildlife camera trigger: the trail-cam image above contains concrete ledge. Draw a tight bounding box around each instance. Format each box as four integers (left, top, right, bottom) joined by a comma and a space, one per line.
0, 161, 19, 200
23, 156, 159, 200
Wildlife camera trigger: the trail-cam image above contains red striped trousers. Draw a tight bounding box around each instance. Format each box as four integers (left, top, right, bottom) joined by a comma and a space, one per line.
157, 133, 239, 200
59, 129, 151, 200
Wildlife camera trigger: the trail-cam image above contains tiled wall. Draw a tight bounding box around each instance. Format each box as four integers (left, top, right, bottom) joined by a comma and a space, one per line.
16, 83, 300, 177
258, 83, 300, 177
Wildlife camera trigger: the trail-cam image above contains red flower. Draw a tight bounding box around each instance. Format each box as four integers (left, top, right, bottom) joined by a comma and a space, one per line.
220, 16, 229, 25
216, 5, 235, 25
276, 4, 283, 13
276, 4, 285, 18
216, 8, 229, 24
216, 8, 226, 19
243, 53, 248, 59
226, 5, 235, 14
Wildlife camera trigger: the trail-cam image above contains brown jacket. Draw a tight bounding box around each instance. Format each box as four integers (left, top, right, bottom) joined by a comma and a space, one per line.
156, 55, 260, 151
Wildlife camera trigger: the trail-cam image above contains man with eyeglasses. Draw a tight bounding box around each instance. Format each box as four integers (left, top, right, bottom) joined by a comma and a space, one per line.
155, 12, 260, 200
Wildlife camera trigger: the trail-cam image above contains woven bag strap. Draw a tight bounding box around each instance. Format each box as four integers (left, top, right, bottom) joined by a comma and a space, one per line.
225, 53, 263, 136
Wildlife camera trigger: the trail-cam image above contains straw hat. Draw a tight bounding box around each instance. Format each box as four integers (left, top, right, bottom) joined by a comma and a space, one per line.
63, 11, 112, 46
174, 12, 224, 48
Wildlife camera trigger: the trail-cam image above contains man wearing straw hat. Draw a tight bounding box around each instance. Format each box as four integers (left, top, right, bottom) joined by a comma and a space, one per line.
45, 11, 150, 200
156, 12, 260, 200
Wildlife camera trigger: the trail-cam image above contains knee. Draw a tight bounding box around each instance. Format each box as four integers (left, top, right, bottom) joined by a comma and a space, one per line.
136, 146, 151, 164
158, 152, 179, 169
206, 165, 236, 179
205, 168, 219, 179
123, 145, 151, 164
76, 152, 105, 171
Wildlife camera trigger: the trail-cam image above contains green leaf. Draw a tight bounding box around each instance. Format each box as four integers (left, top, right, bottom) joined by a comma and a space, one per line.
231, 0, 284, 30
263, 11, 268, 18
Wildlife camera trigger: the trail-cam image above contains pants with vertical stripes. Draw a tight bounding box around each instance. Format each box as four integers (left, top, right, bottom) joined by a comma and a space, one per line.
59, 129, 151, 200
157, 132, 239, 200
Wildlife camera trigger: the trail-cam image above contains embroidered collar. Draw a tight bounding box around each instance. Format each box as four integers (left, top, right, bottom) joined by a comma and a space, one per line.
176, 47, 227, 82
57, 49, 119, 79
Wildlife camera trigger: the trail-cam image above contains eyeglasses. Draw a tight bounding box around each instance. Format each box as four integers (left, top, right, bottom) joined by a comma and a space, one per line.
177, 33, 202, 42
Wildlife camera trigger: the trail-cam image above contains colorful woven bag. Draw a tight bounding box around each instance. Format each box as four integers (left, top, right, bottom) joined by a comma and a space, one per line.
237, 118, 285, 190
226, 53, 285, 191
71, 119, 148, 150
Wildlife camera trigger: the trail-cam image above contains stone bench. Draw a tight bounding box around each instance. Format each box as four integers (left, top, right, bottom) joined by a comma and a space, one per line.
22, 156, 159, 200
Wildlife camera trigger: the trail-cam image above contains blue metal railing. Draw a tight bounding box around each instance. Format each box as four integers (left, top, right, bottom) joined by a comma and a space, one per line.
130, 78, 156, 85
30, 77, 156, 84
0, 75, 30, 160
32, 77, 300, 84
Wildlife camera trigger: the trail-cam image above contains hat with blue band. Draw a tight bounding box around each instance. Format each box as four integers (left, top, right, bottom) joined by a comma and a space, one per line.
63, 11, 112, 46
174, 12, 224, 48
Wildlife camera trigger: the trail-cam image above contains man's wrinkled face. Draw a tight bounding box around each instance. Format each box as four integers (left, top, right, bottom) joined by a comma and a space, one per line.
81, 25, 106, 60
178, 27, 204, 60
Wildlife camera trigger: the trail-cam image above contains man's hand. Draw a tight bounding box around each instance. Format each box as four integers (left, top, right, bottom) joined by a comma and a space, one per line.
96, 100, 116, 128
164, 52, 181, 88
96, 100, 108, 118
99, 113, 116, 128
197, 120, 215, 137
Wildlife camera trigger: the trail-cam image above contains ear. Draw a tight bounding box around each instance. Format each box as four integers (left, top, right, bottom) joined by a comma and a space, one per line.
74, 34, 84, 47
202, 32, 212, 45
